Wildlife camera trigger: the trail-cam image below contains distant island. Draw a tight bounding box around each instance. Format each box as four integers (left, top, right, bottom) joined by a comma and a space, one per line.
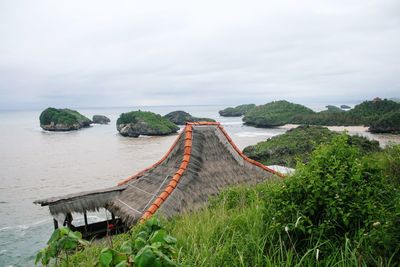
116, 110, 179, 137
39, 108, 92, 131
220, 98, 400, 134
164, 110, 215, 125
92, 115, 110, 124
218, 104, 256, 117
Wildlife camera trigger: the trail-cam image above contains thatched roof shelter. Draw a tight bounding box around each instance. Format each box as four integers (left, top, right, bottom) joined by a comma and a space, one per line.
34, 122, 282, 227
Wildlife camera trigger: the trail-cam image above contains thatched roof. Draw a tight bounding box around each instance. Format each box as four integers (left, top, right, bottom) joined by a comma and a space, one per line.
35, 122, 282, 225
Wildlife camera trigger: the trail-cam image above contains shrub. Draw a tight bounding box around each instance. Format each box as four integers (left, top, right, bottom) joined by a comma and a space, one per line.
266, 134, 400, 262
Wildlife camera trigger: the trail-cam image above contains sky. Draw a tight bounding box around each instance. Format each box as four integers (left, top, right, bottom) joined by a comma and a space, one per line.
0, 0, 399, 110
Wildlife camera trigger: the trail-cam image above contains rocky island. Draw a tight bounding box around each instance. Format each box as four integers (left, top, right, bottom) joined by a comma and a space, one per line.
219, 104, 256, 117
92, 115, 110, 124
116, 110, 179, 137
39, 108, 92, 131
163, 110, 215, 125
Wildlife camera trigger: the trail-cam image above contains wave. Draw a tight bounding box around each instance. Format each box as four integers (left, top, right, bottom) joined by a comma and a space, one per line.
220, 121, 243, 125
0, 219, 50, 232
235, 132, 277, 138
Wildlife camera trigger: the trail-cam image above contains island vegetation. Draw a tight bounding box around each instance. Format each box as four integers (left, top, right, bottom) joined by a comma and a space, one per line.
56, 136, 399, 266
243, 125, 380, 168
243, 100, 314, 127
39, 107, 92, 131
163, 111, 215, 125
116, 111, 179, 137
240, 98, 400, 133
218, 104, 256, 117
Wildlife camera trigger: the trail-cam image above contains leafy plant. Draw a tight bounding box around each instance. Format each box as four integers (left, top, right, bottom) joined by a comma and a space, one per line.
97, 217, 178, 267
35, 227, 89, 266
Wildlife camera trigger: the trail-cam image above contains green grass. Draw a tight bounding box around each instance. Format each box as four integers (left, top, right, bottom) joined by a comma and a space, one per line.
66, 139, 400, 267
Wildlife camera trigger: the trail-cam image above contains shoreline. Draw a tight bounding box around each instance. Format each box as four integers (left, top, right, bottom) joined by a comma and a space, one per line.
278, 124, 400, 147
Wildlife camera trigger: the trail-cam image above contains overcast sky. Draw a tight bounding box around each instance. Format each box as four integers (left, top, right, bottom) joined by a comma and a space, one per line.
0, 0, 399, 110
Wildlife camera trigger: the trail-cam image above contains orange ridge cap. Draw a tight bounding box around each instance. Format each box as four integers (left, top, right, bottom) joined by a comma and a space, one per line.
140, 124, 194, 222
117, 128, 184, 186
216, 124, 285, 178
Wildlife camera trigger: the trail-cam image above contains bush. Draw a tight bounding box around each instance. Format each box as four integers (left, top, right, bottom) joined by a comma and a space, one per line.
266, 134, 400, 262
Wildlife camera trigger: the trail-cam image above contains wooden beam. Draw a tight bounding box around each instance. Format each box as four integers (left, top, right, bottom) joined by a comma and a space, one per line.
53, 218, 59, 230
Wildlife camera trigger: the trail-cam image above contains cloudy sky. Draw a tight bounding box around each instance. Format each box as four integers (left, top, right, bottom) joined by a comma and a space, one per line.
0, 0, 399, 109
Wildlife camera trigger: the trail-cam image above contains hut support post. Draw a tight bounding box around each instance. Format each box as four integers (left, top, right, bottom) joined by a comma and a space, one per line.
53, 218, 59, 230
84, 212, 88, 226
111, 212, 115, 221
84, 211, 88, 233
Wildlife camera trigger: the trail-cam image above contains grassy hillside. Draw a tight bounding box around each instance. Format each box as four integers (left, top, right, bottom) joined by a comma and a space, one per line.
66, 139, 400, 267
243, 125, 380, 168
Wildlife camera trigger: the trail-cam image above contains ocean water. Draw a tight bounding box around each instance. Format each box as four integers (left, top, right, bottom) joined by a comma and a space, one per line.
0, 104, 399, 266
0, 105, 291, 266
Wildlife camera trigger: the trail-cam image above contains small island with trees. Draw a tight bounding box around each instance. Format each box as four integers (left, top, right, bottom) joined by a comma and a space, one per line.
39, 108, 92, 131
116, 110, 179, 137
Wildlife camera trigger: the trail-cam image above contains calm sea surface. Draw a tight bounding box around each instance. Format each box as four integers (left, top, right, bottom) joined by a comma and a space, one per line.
0, 104, 399, 266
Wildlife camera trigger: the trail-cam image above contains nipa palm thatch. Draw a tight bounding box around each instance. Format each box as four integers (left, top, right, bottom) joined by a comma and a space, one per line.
34, 122, 282, 226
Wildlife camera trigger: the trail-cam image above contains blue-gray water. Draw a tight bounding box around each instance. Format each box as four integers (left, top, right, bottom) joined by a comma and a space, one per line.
1, 104, 398, 266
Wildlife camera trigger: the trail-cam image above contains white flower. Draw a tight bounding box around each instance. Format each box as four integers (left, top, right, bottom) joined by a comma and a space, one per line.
284, 226, 289, 232
373, 221, 381, 227
316, 249, 320, 261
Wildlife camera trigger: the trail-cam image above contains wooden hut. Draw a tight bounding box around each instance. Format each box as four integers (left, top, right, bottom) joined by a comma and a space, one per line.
34, 122, 282, 238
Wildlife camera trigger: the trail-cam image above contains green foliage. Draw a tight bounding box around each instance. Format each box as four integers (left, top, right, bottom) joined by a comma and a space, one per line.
116, 111, 179, 134
219, 104, 256, 117
237, 99, 400, 131
39, 108, 91, 126
243, 100, 315, 127
369, 111, 400, 133
348, 99, 400, 125
243, 125, 380, 168
69, 141, 400, 266
292, 112, 361, 126
96, 217, 178, 267
265, 135, 400, 262
35, 227, 89, 266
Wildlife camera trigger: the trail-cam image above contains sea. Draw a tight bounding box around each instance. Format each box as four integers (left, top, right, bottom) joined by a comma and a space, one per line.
0, 104, 399, 266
